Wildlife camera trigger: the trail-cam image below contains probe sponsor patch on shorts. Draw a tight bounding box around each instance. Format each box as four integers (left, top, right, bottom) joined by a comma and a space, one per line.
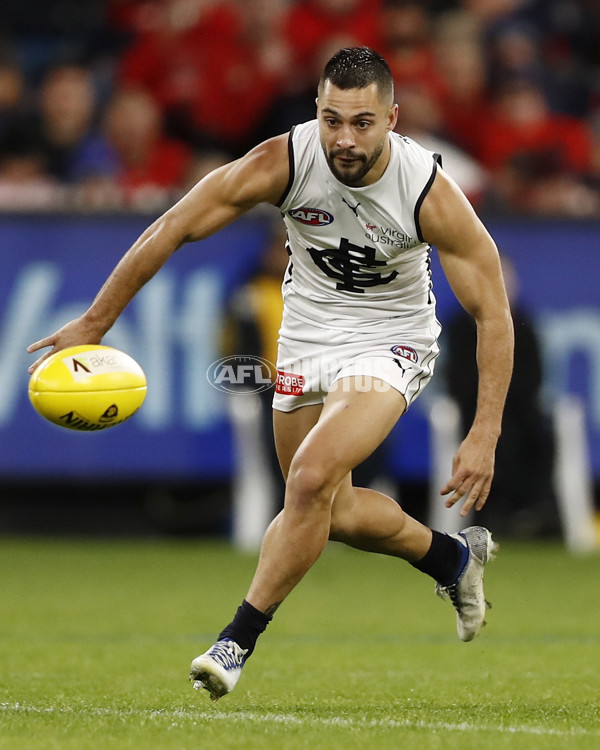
275, 371, 305, 396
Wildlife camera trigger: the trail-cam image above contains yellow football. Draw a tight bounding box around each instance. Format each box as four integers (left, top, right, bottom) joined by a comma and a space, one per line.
29, 345, 147, 431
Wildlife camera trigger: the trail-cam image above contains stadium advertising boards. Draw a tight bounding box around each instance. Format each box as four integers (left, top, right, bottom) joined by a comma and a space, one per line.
1, 215, 599, 481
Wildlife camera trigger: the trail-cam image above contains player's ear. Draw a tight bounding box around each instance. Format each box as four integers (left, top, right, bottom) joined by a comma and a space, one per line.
388, 103, 398, 132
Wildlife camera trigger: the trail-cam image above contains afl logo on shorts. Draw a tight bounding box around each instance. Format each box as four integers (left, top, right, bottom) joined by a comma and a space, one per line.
391, 344, 418, 363
289, 207, 334, 226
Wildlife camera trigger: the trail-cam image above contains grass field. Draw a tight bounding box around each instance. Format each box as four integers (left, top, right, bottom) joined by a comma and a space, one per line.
1, 535, 599, 749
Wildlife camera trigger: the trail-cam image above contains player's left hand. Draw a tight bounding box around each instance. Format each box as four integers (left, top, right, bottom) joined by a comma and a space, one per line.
440, 429, 497, 516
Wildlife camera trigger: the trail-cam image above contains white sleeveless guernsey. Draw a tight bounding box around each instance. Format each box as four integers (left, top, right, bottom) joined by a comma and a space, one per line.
277, 119, 441, 337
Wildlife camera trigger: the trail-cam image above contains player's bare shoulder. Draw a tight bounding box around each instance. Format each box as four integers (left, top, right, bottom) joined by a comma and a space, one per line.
418, 166, 486, 252
220, 133, 291, 210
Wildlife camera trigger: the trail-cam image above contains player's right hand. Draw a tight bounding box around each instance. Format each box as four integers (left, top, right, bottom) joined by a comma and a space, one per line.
26, 318, 102, 373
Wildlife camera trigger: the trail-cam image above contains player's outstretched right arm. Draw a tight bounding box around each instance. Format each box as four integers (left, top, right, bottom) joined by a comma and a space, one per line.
27, 134, 291, 372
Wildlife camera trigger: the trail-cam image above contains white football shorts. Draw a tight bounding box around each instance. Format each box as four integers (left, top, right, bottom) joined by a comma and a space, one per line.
272, 310, 441, 412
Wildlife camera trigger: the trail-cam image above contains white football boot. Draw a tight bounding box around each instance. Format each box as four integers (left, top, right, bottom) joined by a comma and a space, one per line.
190, 639, 248, 701
436, 526, 498, 642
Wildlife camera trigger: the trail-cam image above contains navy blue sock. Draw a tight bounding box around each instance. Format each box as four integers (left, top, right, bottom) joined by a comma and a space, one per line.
218, 600, 272, 658
411, 530, 469, 586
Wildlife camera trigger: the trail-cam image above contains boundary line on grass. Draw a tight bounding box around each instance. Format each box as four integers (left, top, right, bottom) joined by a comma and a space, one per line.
205, 710, 600, 737
2, 702, 599, 738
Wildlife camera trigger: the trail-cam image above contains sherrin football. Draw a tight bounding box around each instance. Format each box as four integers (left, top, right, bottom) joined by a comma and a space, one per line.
29, 345, 147, 431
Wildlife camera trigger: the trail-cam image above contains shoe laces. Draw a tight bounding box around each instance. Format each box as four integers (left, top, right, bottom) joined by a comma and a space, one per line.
208, 640, 248, 670
436, 581, 462, 613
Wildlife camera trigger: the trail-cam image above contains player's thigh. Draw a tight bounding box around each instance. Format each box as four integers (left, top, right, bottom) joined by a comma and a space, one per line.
273, 403, 323, 481
294, 376, 407, 482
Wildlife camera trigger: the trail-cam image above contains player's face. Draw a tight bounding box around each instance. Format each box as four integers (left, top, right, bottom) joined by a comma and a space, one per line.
317, 81, 398, 187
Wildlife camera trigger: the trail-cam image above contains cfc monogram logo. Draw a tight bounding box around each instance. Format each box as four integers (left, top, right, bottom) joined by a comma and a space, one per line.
307, 238, 398, 293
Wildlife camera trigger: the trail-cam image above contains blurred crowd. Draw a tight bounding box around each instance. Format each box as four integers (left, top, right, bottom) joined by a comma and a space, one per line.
0, 0, 599, 215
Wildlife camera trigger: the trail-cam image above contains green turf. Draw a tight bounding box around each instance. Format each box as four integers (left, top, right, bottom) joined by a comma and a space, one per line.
0, 536, 599, 749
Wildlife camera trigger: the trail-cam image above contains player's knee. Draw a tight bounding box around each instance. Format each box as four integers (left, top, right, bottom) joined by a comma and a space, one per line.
285, 455, 338, 511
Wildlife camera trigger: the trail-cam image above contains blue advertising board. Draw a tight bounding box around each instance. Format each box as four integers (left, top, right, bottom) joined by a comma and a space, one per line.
1, 213, 271, 480
390, 219, 600, 479
1, 215, 599, 481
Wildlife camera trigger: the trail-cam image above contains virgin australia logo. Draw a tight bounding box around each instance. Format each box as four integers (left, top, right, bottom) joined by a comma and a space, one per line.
207, 355, 276, 394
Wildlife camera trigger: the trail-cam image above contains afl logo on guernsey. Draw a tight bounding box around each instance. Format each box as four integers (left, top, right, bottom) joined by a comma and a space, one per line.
289, 207, 334, 226
391, 344, 418, 363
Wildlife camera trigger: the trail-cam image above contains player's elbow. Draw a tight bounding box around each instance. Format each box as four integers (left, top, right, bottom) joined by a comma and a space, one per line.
147, 209, 191, 253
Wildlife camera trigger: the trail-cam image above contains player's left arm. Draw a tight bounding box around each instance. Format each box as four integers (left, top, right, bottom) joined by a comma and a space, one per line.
419, 167, 515, 516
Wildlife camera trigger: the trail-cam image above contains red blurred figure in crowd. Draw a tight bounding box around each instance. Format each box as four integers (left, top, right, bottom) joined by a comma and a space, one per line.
284, 0, 381, 83
103, 87, 192, 208
478, 76, 598, 215
435, 16, 492, 158
479, 77, 593, 174
379, 1, 446, 103
117, 0, 289, 155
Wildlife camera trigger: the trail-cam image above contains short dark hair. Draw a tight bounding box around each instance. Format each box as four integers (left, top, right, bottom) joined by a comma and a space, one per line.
318, 47, 394, 105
